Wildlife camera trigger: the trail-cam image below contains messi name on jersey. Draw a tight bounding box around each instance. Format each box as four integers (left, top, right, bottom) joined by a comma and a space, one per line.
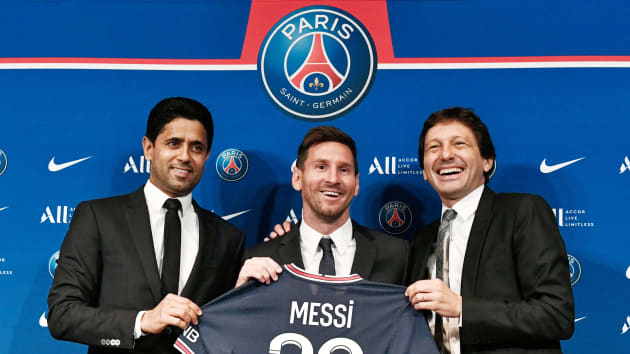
175, 264, 438, 354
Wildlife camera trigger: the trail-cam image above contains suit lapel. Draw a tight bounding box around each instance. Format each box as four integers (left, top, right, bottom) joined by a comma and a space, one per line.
181, 201, 218, 299
350, 222, 376, 278
278, 225, 305, 268
461, 187, 495, 296
125, 187, 162, 303
411, 222, 439, 281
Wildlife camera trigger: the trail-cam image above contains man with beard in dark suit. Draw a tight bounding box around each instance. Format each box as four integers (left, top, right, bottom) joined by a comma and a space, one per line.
48, 97, 245, 353
236, 126, 408, 286
406, 107, 574, 354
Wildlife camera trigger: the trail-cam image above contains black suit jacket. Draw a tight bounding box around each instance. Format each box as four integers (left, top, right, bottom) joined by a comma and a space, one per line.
47, 187, 245, 354
409, 187, 574, 354
244, 220, 408, 285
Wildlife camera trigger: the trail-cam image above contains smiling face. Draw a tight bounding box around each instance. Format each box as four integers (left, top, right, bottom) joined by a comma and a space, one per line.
292, 141, 359, 233
422, 121, 493, 207
143, 117, 209, 197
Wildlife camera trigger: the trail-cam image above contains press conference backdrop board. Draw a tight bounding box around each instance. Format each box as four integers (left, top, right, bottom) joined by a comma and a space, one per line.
1, 1, 629, 353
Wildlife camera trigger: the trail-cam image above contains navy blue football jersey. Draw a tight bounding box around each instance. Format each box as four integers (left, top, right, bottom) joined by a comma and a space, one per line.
175, 264, 438, 354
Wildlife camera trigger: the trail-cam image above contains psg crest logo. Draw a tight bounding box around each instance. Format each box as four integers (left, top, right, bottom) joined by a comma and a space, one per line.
258, 6, 377, 121
568, 254, 581, 286
0, 149, 7, 176
48, 251, 59, 279
215, 149, 249, 182
378, 201, 413, 235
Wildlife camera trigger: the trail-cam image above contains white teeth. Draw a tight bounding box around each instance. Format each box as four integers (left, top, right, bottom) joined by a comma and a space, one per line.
322, 191, 340, 197
439, 167, 462, 175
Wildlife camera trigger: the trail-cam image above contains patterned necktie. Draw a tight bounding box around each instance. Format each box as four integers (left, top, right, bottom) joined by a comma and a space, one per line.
161, 198, 182, 296
318, 238, 336, 276
435, 208, 457, 354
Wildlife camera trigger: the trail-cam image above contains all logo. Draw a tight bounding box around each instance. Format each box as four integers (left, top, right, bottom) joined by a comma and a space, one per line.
551, 208, 595, 228
568, 254, 581, 286
378, 201, 412, 235
0, 149, 7, 176
48, 251, 59, 279
619, 156, 630, 174
285, 208, 299, 224
216, 149, 248, 182
124, 155, 151, 174
41, 205, 75, 224
368, 156, 421, 176
259, 6, 377, 121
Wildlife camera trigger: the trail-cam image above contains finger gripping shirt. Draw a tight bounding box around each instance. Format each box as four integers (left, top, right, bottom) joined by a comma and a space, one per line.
175, 264, 438, 354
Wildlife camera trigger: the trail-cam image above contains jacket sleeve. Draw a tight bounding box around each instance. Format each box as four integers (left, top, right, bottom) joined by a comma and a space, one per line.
47, 201, 137, 349
461, 195, 575, 345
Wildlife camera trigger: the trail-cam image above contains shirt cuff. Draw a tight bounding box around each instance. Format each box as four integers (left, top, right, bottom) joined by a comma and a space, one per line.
134, 311, 146, 339
458, 309, 463, 327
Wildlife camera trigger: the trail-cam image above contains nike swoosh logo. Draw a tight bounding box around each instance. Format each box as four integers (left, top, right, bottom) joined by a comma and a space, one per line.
222, 209, 252, 221
0, 207, 7, 212
575, 316, 587, 323
539, 157, 585, 173
39, 312, 48, 327
48, 156, 92, 172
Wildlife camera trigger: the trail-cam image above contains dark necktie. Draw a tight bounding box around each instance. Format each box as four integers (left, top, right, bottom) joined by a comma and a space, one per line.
318, 238, 336, 276
161, 198, 182, 296
435, 208, 457, 354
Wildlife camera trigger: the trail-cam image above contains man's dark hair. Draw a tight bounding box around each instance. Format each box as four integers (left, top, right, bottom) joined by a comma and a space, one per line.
145, 97, 213, 151
296, 126, 359, 175
418, 107, 496, 182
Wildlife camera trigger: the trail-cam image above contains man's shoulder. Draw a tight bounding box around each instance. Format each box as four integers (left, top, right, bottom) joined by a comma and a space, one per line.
352, 221, 408, 248
493, 191, 549, 209
75, 189, 140, 212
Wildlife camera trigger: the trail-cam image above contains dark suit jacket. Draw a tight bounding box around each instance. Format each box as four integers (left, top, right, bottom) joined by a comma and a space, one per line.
47, 187, 245, 354
409, 187, 574, 354
244, 220, 408, 285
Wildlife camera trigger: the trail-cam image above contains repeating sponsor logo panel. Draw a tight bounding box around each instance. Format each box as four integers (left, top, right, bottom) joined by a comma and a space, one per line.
539, 156, 585, 174
216, 149, 249, 182
41, 205, 75, 224
567, 254, 581, 286
123, 155, 150, 174
0, 149, 7, 176
552, 208, 595, 228
619, 156, 630, 174
368, 156, 421, 176
48, 155, 92, 172
49, 251, 59, 279
0, 256, 13, 276
378, 201, 412, 235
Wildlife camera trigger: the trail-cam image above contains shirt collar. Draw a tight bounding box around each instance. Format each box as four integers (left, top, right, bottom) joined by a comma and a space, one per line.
299, 217, 353, 256
144, 179, 194, 217
442, 184, 485, 223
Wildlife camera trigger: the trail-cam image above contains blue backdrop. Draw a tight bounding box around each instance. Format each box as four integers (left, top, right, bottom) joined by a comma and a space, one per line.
1, 1, 629, 353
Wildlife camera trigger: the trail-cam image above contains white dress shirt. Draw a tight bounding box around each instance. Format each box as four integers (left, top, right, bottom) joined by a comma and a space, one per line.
133, 180, 200, 338
299, 218, 356, 276
426, 184, 484, 354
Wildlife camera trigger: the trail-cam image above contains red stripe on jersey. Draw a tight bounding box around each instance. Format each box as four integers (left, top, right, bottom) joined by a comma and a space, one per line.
285, 264, 362, 282
174, 339, 193, 354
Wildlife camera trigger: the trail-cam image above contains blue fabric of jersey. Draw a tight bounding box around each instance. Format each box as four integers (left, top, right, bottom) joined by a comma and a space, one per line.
175, 264, 438, 354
